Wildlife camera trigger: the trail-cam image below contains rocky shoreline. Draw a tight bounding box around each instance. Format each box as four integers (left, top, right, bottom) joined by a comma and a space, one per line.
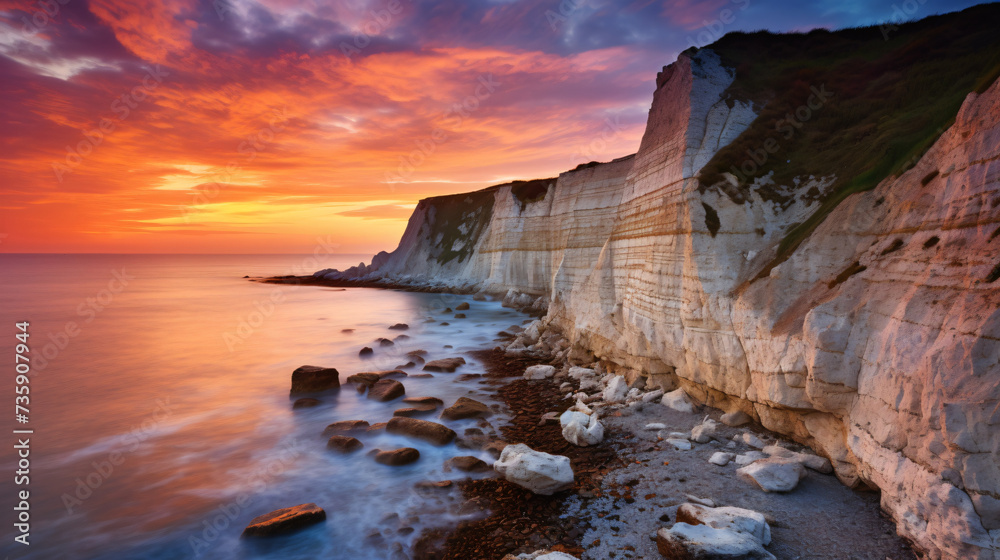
244, 282, 919, 559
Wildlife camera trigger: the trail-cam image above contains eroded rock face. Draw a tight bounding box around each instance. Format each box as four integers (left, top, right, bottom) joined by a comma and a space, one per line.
241, 503, 326, 538
315, 48, 1000, 559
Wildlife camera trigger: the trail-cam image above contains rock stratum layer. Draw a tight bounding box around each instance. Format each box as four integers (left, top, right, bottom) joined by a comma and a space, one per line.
318, 45, 1000, 559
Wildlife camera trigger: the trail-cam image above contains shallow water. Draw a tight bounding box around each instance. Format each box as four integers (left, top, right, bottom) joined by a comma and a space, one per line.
0, 254, 528, 560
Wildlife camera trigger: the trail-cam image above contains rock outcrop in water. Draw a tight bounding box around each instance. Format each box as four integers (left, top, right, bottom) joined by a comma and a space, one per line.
315, 14, 1000, 559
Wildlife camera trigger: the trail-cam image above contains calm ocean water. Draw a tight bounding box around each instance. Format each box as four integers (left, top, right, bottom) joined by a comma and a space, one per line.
0, 254, 528, 560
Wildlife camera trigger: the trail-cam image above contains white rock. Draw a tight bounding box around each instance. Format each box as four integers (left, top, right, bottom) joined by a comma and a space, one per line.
578, 377, 602, 392
762, 445, 833, 474
676, 503, 772, 545
738, 457, 807, 492
641, 389, 665, 402
524, 365, 556, 380
562, 412, 604, 446
644, 422, 667, 430
494, 444, 574, 495
559, 382, 573, 392
684, 495, 716, 508
721, 410, 752, 427
735, 451, 767, 466
567, 367, 595, 380
709, 452, 735, 466
571, 401, 592, 415
559, 410, 591, 428
656, 524, 775, 560
668, 431, 690, 440
668, 438, 692, 451
661, 389, 695, 413
740, 432, 765, 449
603, 376, 629, 403
691, 417, 720, 443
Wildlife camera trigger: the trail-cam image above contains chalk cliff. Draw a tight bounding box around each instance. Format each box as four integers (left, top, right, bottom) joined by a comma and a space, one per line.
318, 39, 1000, 560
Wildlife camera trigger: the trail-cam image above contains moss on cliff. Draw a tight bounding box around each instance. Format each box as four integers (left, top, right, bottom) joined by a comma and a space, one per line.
422, 189, 497, 266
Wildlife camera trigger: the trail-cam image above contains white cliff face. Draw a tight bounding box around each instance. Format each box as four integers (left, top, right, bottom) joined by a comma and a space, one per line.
320, 49, 1000, 559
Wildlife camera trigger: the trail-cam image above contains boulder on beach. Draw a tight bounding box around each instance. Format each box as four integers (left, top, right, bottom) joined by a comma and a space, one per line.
691, 417, 720, 443
656, 523, 775, 560
454, 313, 466, 319
326, 435, 363, 453
603, 376, 628, 403
359, 347, 374, 357
403, 396, 444, 407
709, 452, 735, 466
290, 366, 340, 394
675, 503, 772, 546
455, 302, 470, 310
292, 398, 321, 409
440, 397, 492, 421
423, 357, 466, 372
388, 323, 409, 330
241, 503, 326, 538
762, 445, 833, 473
523, 365, 556, 380
721, 410, 752, 427
661, 388, 695, 413
445, 456, 491, 472
393, 404, 437, 417
345, 372, 381, 388
386, 417, 456, 446
493, 443, 574, 495
374, 447, 420, 466
560, 411, 603, 447
367, 379, 405, 401
323, 420, 370, 436
738, 457, 807, 492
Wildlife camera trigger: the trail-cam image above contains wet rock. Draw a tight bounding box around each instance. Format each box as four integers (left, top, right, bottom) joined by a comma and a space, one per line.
406, 351, 426, 364
341, 328, 354, 333
374, 447, 420, 466
327, 435, 363, 453
368, 379, 405, 402
675, 503, 771, 546
393, 404, 438, 417
403, 396, 444, 407
709, 452, 735, 466
721, 410, 752, 427
241, 503, 326, 538
656, 523, 775, 560
445, 456, 491, 472
454, 313, 467, 319
409, 373, 434, 378
441, 397, 491, 421
323, 420, 370, 435
456, 373, 482, 381
377, 369, 407, 379
738, 457, 807, 492
346, 372, 380, 388
377, 338, 395, 347
292, 398, 321, 409
482, 440, 509, 458
359, 347, 374, 357
366, 422, 387, 432
393, 334, 410, 341
524, 365, 556, 380
290, 366, 340, 394
455, 302, 470, 310
395, 362, 417, 369
386, 417, 457, 446
603, 376, 628, 403
423, 357, 466, 372
493, 443, 573, 495
388, 323, 409, 330
661, 389, 695, 413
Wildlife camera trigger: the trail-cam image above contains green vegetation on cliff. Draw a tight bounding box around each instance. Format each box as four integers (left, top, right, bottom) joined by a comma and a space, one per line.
697, 3, 1000, 275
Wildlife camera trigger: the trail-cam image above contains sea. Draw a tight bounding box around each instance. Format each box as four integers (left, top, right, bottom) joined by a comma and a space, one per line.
0, 254, 530, 559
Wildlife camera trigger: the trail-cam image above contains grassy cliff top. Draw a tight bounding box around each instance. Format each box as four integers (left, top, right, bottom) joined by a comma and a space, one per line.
697, 3, 1000, 271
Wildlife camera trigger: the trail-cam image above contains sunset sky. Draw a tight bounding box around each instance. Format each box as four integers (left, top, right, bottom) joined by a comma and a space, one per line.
0, 0, 986, 254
